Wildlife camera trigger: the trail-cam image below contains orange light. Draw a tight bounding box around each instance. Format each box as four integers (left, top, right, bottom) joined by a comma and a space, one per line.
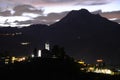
78, 61, 85, 64
97, 59, 103, 62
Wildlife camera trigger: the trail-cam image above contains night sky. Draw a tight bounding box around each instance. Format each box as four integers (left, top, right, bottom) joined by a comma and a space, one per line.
0, 0, 120, 27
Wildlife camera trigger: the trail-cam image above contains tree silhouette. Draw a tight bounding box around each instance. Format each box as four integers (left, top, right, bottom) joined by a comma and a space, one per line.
33, 48, 38, 57
0, 50, 10, 57
51, 45, 66, 59
41, 49, 52, 58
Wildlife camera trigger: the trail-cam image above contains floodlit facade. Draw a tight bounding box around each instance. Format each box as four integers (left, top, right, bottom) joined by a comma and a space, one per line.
45, 43, 50, 50
38, 50, 41, 57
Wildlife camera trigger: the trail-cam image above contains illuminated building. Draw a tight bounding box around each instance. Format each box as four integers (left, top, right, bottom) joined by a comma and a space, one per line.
0, 56, 11, 64
45, 43, 50, 50
87, 67, 95, 72
38, 50, 41, 57
77, 59, 86, 66
78, 60, 85, 64
11, 57, 16, 63
5, 58, 9, 64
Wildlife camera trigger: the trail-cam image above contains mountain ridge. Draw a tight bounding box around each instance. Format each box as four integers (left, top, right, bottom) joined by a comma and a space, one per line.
0, 9, 120, 64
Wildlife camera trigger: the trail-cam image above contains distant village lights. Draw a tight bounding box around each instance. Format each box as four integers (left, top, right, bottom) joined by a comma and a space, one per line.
97, 59, 103, 63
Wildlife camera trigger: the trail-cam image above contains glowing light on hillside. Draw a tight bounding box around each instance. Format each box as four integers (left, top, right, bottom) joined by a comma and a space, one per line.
97, 59, 103, 62
78, 61, 85, 64
38, 50, 41, 57
31, 54, 34, 58
94, 68, 114, 75
87, 67, 95, 72
5, 59, 9, 64
21, 42, 30, 46
12, 57, 16, 63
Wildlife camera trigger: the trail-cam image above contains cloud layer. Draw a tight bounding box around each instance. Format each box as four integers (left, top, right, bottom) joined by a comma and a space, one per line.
0, 0, 120, 27
0, 0, 115, 8
75, 0, 113, 5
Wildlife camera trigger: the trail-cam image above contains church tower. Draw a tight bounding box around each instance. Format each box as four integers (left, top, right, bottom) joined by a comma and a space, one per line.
45, 43, 50, 50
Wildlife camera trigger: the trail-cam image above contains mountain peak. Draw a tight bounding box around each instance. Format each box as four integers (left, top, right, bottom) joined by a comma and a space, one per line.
52, 8, 118, 28
63, 9, 91, 20
78, 9, 90, 13
53, 9, 92, 24
69, 9, 90, 15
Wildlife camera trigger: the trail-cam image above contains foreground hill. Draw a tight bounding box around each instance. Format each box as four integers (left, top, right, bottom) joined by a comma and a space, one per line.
0, 58, 120, 80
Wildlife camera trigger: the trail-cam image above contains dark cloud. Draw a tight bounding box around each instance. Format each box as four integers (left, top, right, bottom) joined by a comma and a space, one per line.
42, 0, 112, 5
15, 20, 32, 24
114, 19, 120, 24
44, 12, 68, 20
92, 10, 102, 14
0, 4, 44, 17
0, 0, 119, 16
15, 11, 68, 25
34, 11, 68, 24
0, 10, 11, 16
100, 11, 120, 19
0, 0, 119, 27
43, 0, 75, 3
0, 0, 114, 7
75, 0, 112, 5
89, 2, 108, 5
13, 10, 120, 25
100, 11, 120, 23
13, 4, 44, 16
91, 10, 120, 23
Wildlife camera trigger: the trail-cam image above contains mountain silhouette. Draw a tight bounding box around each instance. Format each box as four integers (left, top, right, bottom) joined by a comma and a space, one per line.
0, 9, 120, 64
0, 24, 49, 56
48, 9, 120, 64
